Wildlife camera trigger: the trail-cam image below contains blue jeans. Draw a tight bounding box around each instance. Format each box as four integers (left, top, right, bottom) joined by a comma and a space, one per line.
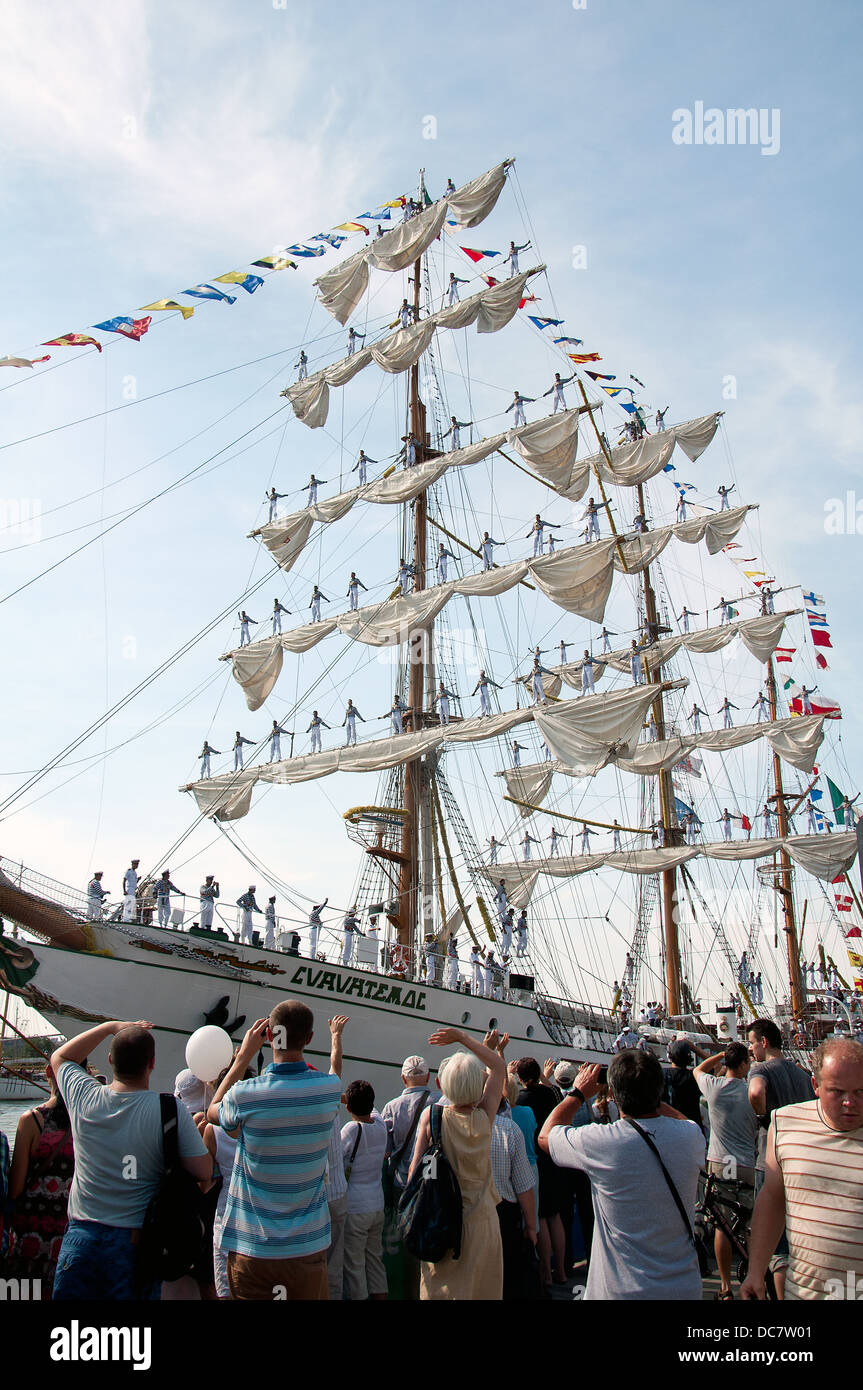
52, 1219, 161, 1301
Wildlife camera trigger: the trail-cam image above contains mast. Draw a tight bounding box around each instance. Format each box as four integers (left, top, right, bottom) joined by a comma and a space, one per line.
635, 481, 683, 1017
397, 214, 430, 952
765, 654, 805, 1018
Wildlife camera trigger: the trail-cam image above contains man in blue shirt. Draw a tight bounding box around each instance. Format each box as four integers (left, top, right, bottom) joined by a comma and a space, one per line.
207, 1003, 343, 1300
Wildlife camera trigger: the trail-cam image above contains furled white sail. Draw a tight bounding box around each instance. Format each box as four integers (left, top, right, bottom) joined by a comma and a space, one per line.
230, 641, 284, 713
285, 269, 544, 429
314, 161, 513, 324
578, 611, 796, 682
557, 413, 723, 500
501, 764, 556, 815
535, 685, 665, 776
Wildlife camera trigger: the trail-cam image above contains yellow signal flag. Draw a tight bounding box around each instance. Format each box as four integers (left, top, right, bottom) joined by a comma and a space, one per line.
141, 299, 195, 321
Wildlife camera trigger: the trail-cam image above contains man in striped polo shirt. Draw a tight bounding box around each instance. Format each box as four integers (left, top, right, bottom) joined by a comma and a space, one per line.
742, 1037, 863, 1300
207, 1002, 343, 1300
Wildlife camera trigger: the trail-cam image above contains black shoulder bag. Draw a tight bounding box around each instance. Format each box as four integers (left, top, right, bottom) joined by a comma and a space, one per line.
625, 1118, 710, 1276
382, 1093, 427, 1210
397, 1103, 463, 1263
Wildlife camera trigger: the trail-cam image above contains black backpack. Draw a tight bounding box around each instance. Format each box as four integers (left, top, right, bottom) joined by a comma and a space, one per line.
397, 1103, 463, 1263
136, 1094, 207, 1287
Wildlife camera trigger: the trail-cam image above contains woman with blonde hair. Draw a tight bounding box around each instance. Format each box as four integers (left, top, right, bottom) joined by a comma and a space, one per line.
408, 1026, 506, 1300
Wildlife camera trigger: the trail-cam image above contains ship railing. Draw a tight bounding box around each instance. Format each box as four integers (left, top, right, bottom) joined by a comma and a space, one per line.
0, 855, 91, 917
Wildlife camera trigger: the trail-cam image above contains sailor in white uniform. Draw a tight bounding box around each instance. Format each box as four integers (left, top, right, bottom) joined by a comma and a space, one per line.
396, 299, 414, 329
632, 512, 647, 533
718, 698, 738, 729
506, 240, 531, 276
199, 876, 219, 929
235, 886, 261, 945
652, 819, 666, 848
480, 532, 503, 571
505, 390, 534, 427
401, 433, 421, 467
558, 640, 572, 666
675, 493, 688, 523
308, 898, 328, 958
306, 474, 327, 508
752, 692, 770, 723
87, 871, 108, 920
689, 704, 707, 734
541, 741, 552, 762
397, 558, 415, 594
500, 908, 514, 955
608, 821, 623, 853
715, 597, 733, 626
309, 586, 330, 623
511, 739, 528, 767
677, 606, 699, 634
806, 799, 820, 834
238, 611, 257, 647
717, 484, 735, 512
423, 935, 436, 983
380, 695, 406, 737
655, 407, 668, 431
121, 860, 140, 922
447, 273, 468, 305
521, 832, 539, 862
266, 487, 288, 521
199, 741, 220, 780
341, 908, 360, 966
800, 685, 817, 716
441, 416, 471, 450
433, 681, 460, 725
761, 585, 775, 616
268, 720, 287, 762
469, 945, 483, 995
580, 823, 597, 853
542, 372, 574, 414
718, 808, 733, 842
473, 670, 502, 717
306, 711, 330, 754
530, 656, 553, 706
233, 731, 255, 770
272, 598, 291, 636
347, 327, 365, 357
646, 713, 658, 742
436, 542, 457, 584
600, 627, 616, 653
548, 827, 565, 858
629, 640, 646, 686
581, 497, 601, 543
156, 871, 183, 929
444, 178, 456, 196
526, 514, 560, 557
515, 908, 528, 956
295, 350, 308, 381
264, 897, 277, 949
488, 837, 506, 866
346, 572, 368, 611
494, 879, 508, 917
444, 936, 459, 989
342, 699, 365, 746
581, 650, 596, 696
482, 949, 496, 999
763, 803, 775, 837
352, 450, 377, 486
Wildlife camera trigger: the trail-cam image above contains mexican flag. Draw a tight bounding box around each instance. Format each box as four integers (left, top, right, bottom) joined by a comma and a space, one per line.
827, 776, 853, 824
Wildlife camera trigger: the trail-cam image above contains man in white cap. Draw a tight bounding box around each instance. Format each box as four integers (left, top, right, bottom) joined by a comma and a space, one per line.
87, 871, 108, 920
235, 886, 261, 944
444, 936, 459, 990
380, 1056, 436, 1297
264, 896, 277, 949
122, 859, 140, 923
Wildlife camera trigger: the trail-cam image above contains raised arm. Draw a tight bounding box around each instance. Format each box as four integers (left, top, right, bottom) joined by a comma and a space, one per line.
328, 1015, 349, 1077
427, 1026, 506, 1122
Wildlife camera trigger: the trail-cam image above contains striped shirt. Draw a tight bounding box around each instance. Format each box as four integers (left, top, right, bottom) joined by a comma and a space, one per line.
773, 1100, 863, 1300
219, 1061, 341, 1259
491, 1112, 535, 1204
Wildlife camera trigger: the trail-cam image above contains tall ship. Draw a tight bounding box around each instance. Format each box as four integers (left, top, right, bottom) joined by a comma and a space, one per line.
2, 158, 861, 1097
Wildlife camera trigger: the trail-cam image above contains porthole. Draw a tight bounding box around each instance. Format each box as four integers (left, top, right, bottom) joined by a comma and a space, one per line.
461, 1011, 471, 1025
489, 1017, 498, 1029
526, 1025, 535, 1038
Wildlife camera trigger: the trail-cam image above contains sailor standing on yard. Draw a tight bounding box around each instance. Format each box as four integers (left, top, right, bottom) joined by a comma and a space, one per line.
271, 598, 291, 636
655, 407, 668, 430
384, 695, 409, 736
352, 449, 377, 486
718, 697, 738, 729
717, 484, 735, 512
436, 542, 457, 584
473, 669, 502, 716
341, 908, 362, 966
752, 692, 770, 723
500, 908, 515, 956
306, 473, 327, 507
599, 626, 616, 653
309, 585, 330, 623
397, 557, 416, 594
235, 886, 261, 945
521, 832, 540, 862
608, 821, 623, 853
529, 655, 553, 706
233, 731, 255, 770
677, 605, 699, 634
156, 870, 183, 929
515, 908, 528, 956
199, 741, 220, 780
488, 837, 506, 866
629, 639, 647, 686
342, 699, 365, 746
548, 827, 565, 858
494, 879, 508, 917
433, 681, 460, 725
718, 808, 734, 842
542, 372, 575, 414
581, 497, 602, 543
506, 239, 531, 276
264, 897, 277, 949
268, 720, 288, 762
346, 572, 368, 611
308, 898, 328, 958
266, 487, 288, 521
800, 684, 818, 716
580, 650, 596, 695
511, 739, 528, 768
689, 704, 707, 734
306, 710, 330, 754
580, 823, 597, 853
526, 514, 560, 557
199, 876, 219, 930
441, 416, 471, 450
238, 610, 257, 647
295, 349, 308, 381
480, 532, 504, 571
505, 390, 534, 427
122, 860, 140, 923
87, 872, 109, 921
714, 596, 733, 626
806, 799, 820, 834
346, 327, 365, 357
447, 272, 468, 305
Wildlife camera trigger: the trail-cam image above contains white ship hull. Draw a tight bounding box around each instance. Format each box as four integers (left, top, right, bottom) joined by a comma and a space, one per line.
22, 921, 616, 1096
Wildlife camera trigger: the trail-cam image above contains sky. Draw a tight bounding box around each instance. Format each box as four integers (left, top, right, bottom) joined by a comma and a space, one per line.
0, 0, 860, 1011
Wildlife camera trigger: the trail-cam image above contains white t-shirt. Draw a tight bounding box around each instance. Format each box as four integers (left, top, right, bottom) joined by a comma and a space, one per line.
548, 1115, 706, 1300
341, 1116, 387, 1215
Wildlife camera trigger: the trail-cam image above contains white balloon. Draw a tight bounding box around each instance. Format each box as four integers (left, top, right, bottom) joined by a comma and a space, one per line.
185, 1025, 233, 1083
